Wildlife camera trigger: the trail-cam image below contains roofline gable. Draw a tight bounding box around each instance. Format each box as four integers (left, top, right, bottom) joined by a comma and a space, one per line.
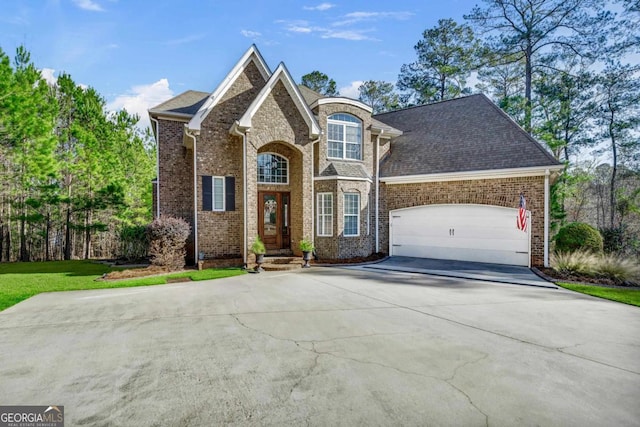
310, 97, 373, 113
187, 44, 271, 131
235, 62, 321, 137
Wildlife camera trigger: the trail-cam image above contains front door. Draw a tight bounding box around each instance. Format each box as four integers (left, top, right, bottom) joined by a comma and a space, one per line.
258, 192, 291, 251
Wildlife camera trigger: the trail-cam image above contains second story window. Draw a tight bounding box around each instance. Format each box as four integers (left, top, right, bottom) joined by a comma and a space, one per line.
327, 113, 362, 160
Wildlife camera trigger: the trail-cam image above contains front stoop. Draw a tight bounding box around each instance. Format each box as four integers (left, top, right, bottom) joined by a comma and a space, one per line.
250, 257, 305, 271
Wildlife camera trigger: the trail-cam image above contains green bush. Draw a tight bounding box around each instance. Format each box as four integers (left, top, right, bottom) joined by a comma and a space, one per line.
119, 225, 148, 261
555, 222, 603, 254
147, 216, 191, 270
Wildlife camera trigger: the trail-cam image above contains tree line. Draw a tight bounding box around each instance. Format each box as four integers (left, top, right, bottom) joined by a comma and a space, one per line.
301, 0, 640, 256
0, 47, 155, 262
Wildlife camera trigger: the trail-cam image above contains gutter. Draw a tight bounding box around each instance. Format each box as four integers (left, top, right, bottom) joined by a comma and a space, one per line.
544, 169, 550, 268
185, 128, 199, 266
375, 131, 383, 253
231, 121, 249, 268
150, 116, 160, 218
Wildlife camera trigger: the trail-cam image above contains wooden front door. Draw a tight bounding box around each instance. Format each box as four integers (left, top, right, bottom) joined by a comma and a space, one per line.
258, 192, 291, 250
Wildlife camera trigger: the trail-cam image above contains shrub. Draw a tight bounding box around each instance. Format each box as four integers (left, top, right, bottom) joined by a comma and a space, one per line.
251, 236, 266, 255
147, 216, 191, 270
555, 222, 603, 254
119, 225, 148, 262
299, 239, 314, 252
551, 251, 598, 276
595, 254, 640, 285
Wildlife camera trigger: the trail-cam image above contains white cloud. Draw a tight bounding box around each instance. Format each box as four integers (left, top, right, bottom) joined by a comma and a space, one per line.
304, 3, 335, 11
240, 29, 261, 38
107, 78, 174, 130
72, 0, 104, 12
288, 25, 313, 33
165, 33, 206, 46
339, 80, 363, 99
333, 11, 413, 26
322, 29, 377, 41
40, 68, 57, 86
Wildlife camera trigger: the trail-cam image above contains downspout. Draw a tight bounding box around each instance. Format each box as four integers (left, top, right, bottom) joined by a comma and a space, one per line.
185, 128, 198, 266
544, 169, 550, 267
150, 116, 160, 218
310, 135, 321, 246
375, 130, 383, 253
231, 122, 249, 268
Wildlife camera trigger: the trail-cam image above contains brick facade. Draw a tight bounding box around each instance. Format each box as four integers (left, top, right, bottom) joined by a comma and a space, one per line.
153, 48, 552, 267
380, 176, 546, 266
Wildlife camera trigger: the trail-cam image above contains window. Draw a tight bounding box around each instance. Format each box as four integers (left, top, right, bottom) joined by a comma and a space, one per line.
343, 193, 360, 236
328, 113, 362, 160
258, 153, 288, 184
317, 193, 333, 237
202, 176, 235, 212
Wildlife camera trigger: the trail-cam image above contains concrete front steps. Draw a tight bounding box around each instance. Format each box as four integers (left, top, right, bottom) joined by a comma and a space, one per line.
252, 256, 306, 271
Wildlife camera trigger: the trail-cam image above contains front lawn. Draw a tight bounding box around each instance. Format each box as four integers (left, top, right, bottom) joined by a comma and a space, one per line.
0, 260, 245, 311
558, 282, 640, 307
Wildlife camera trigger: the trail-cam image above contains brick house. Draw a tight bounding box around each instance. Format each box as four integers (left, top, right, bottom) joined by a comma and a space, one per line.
149, 45, 562, 268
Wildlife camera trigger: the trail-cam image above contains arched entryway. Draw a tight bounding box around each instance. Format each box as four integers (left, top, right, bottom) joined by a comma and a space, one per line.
256, 142, 304, 254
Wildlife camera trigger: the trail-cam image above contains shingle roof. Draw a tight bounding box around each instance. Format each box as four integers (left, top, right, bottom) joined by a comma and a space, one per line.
374, 94, 560, 177
149, 90, 209, 116
298, 84, 323, 105
320, 162, 371, 179
370, 117, 402, 135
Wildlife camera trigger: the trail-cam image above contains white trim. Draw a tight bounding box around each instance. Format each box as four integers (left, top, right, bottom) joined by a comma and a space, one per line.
257, 152, 289, 185
208, 176, 226, 212
185, 129, 198, 265
314, 175, 372, 183
375, 133, 381, 252
381, 165, 565, 184
150, 116, 160, 218
316, 192, 333, 237
188, 45, 271, 131
343, 192, 360, 237
310, 97, 373, 113
149, 112, 192, 121
544, 169, 550, 267
237, 63, 321, 137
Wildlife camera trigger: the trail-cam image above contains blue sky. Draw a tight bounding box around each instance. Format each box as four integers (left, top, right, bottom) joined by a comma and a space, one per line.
2, 0, 480, 128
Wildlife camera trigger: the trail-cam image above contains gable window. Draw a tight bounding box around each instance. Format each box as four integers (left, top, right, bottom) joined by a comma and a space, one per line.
343, 193, 360, 236
258, 153, 288, 184
317, 193, 333, 237
328, 113, 362, 160
202, 176, 235, 212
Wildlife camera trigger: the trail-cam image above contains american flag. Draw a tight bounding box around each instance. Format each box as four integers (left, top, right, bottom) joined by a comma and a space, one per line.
517, 194, 527, 232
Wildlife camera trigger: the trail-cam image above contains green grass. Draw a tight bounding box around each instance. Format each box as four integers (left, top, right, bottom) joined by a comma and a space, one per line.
0, 260, 245, 311
558, 283, 640, 307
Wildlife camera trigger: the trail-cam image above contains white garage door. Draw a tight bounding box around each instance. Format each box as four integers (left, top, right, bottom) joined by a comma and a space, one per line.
390, 204, 530, 267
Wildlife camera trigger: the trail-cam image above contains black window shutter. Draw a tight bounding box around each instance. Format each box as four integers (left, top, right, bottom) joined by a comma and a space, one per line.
202, 176, 212, 211
225, 177, 235, 211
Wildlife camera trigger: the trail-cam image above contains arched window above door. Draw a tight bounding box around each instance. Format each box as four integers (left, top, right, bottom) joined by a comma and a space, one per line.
257, 153, 288, 184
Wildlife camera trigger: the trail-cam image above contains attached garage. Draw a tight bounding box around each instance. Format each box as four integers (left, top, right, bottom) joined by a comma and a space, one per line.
389, 204, 531, 267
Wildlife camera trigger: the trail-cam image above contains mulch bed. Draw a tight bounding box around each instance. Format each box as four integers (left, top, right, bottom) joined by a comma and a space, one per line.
102, 265, 191, 281
536, 267, 640, 289
311, 252, 386, 265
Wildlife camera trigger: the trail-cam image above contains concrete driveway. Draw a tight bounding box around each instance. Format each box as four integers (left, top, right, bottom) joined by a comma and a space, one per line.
0, 267, 638, 426
362, 256, 556, 288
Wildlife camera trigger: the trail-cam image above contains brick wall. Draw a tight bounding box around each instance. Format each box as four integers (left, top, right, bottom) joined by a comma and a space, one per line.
314, 103, 374, 177
248, 80, 314, 256
191, 61, 266, 260
156, 118, 195, 261
380, 176, 546, 266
